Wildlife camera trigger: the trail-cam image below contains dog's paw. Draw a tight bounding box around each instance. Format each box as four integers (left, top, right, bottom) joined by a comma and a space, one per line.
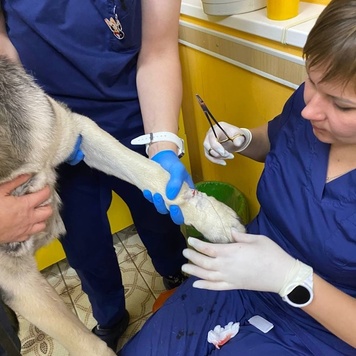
182, 189, 246, 243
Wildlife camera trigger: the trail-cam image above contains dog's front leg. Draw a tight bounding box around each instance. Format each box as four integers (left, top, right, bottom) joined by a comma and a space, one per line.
2, 257, 115, 356
72, 114, 245, 243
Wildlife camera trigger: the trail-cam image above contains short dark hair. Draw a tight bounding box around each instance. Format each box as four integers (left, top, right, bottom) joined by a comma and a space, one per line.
303, 0, 356, 91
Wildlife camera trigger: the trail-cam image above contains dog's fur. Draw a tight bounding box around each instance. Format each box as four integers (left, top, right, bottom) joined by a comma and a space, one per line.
0, 57, 245, 355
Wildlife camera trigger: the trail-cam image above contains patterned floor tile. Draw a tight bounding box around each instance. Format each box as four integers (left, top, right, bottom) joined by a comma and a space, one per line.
56, 259, 81, 292
115, 225, 137, 242
130, 250, 166, 297
18, 291, 75, 356
67, 284, 96, 330
120, 258, 155, 324
19, 225, 153, 355
69, 257, 155, 329
119, 233, 146, 259
40, 263, 67, 295
114, 238, 131, 264
57, 239, 131, 291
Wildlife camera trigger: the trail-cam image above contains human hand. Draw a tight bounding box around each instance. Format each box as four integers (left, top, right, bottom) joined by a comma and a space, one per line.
203, 122, 251, 166
182, 230, 312, 297
66, 135, 84, 165
0, 175, 53, 243
143, 150, 194, 225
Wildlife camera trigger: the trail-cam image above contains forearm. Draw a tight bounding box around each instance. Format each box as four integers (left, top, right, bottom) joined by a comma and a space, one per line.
137, 48, 182, 156
304, 274, 356, 348
137, 0, 182, 158
238, 124, 270, 162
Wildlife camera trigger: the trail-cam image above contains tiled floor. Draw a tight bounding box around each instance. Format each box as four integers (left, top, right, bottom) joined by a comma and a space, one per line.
18, 225, 167, 355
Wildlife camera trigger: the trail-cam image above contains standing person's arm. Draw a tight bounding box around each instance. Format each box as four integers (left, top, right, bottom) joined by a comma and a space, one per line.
0, 6, 20, 63
136, 0, 193, 224
137, 0, 182, 158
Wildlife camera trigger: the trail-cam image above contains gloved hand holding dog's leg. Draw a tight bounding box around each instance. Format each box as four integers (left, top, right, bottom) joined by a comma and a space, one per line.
143, 150, 194, 225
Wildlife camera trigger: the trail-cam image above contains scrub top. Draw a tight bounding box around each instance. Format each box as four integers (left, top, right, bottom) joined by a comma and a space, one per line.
2, 0, 143, 145
121, 84, 356, 355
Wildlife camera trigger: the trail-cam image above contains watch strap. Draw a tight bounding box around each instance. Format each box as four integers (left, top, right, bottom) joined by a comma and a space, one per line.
281, 261, 314, 308
279, 260, 313, 297
234, 128, 252, 153
131, 132, 185, 158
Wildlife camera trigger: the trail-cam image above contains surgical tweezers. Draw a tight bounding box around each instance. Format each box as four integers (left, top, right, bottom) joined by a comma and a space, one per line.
195, 94, 243, 144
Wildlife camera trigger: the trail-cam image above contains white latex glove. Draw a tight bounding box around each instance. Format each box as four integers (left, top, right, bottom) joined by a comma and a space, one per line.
181, 229, 312, 297
203, 122, 252, 166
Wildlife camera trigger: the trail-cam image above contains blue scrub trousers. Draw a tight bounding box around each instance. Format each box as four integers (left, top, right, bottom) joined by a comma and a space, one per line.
58, 147, 187, 328
120, 278, 348, 355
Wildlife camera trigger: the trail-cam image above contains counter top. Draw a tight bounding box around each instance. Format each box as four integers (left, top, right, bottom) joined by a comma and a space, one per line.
180, 0, 325, 48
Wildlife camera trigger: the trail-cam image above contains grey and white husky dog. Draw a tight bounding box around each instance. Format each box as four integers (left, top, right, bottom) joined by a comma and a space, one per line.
0, 57, 244, 355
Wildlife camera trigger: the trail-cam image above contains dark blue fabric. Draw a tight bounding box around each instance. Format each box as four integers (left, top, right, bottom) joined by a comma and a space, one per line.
2, 0, 187, 327
120, 278, 323, 356
121, 84, 356, 355
0, 300, 21, 355
2, 0, 143, 141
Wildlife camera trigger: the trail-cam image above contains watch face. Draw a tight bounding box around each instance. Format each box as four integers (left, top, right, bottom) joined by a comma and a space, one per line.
288, 285, 311, 305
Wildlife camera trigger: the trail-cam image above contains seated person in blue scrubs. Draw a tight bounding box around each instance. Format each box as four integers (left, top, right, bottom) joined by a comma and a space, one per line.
0, 0, 192, 352
119, 1, 356, 354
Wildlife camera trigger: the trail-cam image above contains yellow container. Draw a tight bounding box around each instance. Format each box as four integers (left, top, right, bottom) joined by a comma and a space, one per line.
267, 0, 299, 20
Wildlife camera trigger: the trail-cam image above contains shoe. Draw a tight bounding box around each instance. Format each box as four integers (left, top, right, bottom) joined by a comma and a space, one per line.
163, 272, 188, 290
92, 310, 130, 352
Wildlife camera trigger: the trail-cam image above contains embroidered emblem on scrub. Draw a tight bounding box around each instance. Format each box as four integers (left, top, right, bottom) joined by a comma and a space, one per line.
104, 5, 125, 40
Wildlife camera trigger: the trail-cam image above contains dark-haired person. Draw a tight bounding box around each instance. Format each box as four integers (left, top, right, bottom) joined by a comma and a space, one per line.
120, 1, 356, 354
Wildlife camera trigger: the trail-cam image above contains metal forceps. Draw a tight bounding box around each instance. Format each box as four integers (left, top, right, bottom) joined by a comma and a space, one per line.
195, 94, 243, 144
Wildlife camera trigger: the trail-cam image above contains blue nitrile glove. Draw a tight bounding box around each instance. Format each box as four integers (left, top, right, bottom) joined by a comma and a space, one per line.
143, 150, 194, 225
66, 135, 85, 165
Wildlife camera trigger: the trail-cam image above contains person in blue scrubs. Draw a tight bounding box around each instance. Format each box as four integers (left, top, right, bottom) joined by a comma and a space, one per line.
120, 1, 356, 354
0, 0, 192, 351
